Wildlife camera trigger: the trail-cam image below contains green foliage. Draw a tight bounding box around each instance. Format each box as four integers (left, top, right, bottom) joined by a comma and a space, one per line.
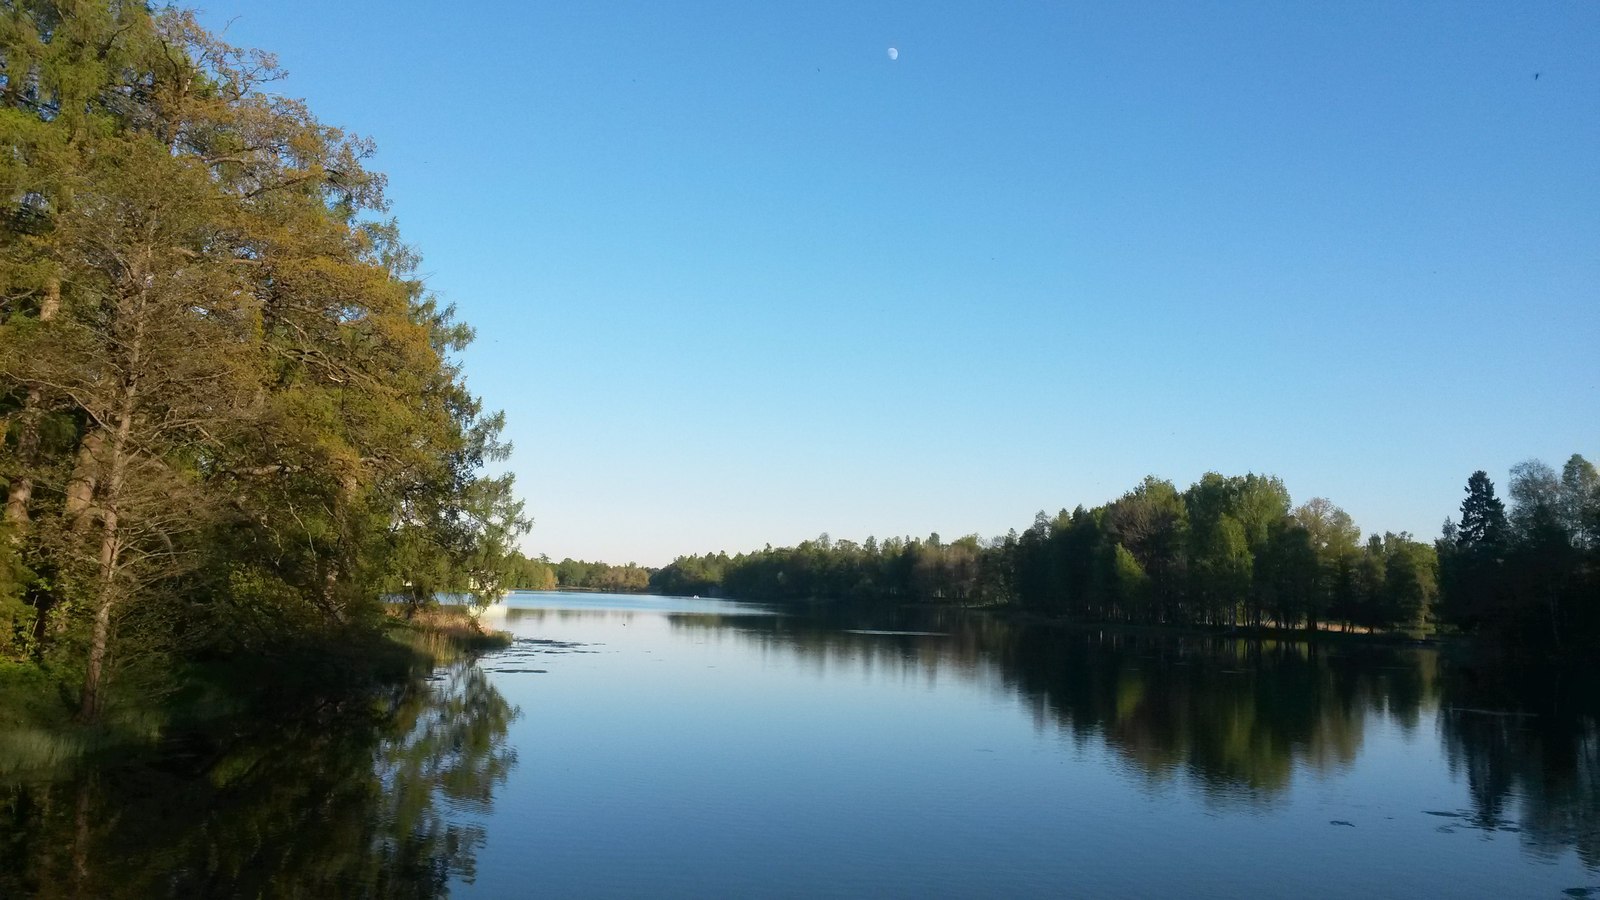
549, 557, 654, 592
1438, 456, 1599, 655
0, 523, 32, 661
645, 458, 1586, 653
1379, 533, 1435, 633
651, 552, 729, 596
0, 3, 528, 719
1290, 497, 1362, 629
652, 531, 1002, 606
1109, 543, 1151, 615
501, 551, 558, 590
1258, 518, 1316, 629
649, 470, 1434, 635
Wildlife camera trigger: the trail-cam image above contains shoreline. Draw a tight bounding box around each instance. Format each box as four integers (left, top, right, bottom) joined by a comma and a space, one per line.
0, 606, 511, 779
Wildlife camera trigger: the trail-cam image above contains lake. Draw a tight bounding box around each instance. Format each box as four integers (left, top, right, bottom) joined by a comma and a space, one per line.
3, 591, 1596, 897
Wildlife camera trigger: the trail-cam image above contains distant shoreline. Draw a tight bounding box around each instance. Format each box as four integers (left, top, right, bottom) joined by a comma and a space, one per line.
513, 586, 652, 595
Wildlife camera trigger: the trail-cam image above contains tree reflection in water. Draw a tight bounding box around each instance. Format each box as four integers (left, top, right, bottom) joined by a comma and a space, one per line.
669, 608, 1597, 868
0, 660, 517, 898
1439, 661, 1599, 871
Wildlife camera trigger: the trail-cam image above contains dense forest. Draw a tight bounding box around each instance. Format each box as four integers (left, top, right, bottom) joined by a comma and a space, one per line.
652, 460, 1599, 654
503, 552, 654, 593
0, 4, 528, 723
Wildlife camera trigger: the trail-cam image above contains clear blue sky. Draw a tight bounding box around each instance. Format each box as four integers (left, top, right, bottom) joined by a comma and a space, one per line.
199, 1, 1599, 566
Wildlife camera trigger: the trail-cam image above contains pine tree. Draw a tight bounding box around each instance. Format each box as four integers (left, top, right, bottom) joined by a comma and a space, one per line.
1438, 470, 1508, 634
1456, 471, 1508, 555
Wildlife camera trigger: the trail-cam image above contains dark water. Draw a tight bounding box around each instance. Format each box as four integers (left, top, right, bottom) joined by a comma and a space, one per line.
3, 592, 1597, 898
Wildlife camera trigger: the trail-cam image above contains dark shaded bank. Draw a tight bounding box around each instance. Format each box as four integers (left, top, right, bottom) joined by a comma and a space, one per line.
0, 606, 519, 898
0, 608, 510, 777
0, 656, 518, 899
740, 595, 1450, 649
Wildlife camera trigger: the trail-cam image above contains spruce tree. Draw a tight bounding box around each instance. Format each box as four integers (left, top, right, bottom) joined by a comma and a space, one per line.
1456, 470, 1508, 555
1439, 470, 1508, 634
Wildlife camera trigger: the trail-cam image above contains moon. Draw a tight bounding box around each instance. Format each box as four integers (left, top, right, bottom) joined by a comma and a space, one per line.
887, 47, 898, 61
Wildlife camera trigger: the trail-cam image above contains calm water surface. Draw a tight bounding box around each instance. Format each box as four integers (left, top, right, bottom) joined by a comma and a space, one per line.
3, 591, 1596, 898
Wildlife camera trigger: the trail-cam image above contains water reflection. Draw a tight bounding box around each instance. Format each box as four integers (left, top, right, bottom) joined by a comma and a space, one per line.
1439, 662, 1600, 870
0, 660, 517, 898
6, 603, 1593, 894
667, 606, 1597, 866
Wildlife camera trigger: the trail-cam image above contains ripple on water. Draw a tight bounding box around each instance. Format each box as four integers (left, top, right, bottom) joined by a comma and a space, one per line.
478, 637, 599, 673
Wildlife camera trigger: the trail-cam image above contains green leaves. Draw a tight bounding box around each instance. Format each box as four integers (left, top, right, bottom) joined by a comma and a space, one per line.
0, 2, 529, 711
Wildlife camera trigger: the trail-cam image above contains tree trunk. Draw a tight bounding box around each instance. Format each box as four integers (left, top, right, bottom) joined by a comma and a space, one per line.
2, 386, 42, 527
25, 429, 108, 643
3, 278, 59, 529
79, 430, 128, 721
64, 428, 104, 528
79, 288, 141, 722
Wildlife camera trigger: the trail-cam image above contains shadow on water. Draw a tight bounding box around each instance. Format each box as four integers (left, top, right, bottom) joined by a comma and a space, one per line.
0, 660, 517, 899
1438, 658, 1600, 871
670, 605, 1599, 869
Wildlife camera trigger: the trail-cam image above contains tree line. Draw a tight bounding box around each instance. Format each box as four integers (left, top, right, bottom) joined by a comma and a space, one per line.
503, 552, 654, 593
0, 4, 528, 721
651, 459, 1598, 652
1436, 458, 1599, 652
